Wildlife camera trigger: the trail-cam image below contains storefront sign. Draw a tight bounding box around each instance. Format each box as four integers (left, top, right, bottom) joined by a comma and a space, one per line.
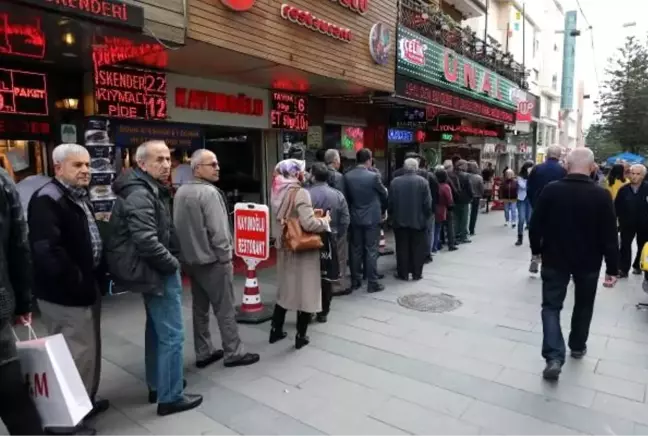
270, 91, 308, 132
369, 23, 392, 66
0, 13, 46, 59
0, 68, 48, 116
15, 0, 145, 29
432, 125, 500, 137
396, 78, 516, 125
92, 36, 166, 70
113, 120, 203, 148
397, 26, 521, 112
167, 74, 270, 129
341, 126, 364, 151
0, 119, 50, 137
221, 0, 255, 11
94, 66, 167, 120
390, 107, 426, 128
280, 4, 352, 42
331, 0, 368, 15
234, 203, 270, 261
387, 128, 414, 143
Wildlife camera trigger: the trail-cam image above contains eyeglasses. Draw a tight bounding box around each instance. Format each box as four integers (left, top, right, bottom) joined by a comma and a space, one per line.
198, 162, 219, 168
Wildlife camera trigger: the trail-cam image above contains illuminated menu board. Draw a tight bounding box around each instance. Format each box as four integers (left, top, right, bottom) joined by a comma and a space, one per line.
270, 92, 308, 132
94, 66, 167, 120
0, 68, 48, 116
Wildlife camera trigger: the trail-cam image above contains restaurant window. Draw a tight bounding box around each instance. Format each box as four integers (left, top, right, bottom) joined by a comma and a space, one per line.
0, 140, 45, 182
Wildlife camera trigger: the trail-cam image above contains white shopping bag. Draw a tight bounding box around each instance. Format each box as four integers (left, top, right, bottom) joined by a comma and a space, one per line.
14, 327, 93, 427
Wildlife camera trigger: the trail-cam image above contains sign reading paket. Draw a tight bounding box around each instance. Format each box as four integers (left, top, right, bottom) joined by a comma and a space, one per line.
167, 74, 270, 129
234, 203, 270, 261
15, 0, 145, 29
0, 68, 48, 116
94, 66, 167, 120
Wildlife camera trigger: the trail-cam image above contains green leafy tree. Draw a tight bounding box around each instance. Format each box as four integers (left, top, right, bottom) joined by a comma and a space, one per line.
599, 35, 648, 155
585, 123, 621, 161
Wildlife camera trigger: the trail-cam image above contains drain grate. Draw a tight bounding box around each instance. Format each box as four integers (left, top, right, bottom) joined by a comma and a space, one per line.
397, 292, 462, 313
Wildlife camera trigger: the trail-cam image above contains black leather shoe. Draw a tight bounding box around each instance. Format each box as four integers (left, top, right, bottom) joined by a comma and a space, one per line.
619, 271, 629, 278
85, 398, 110, 419
332, 288, 352, 297
224, 353, 260, 367
448, 246, 459, 251
157, 394, 203, 416
393, 273, 408, 281
351, 281, 362, 290
149, 379, 186, 404
367, 283, 385, 293
542, 360, 562, 381
376, 273, 385, 280
196, 350, 224, 369
571, 348, 587, 359
412, 275, 423, 281
45, 424, 96, 435
316, 313, 328, 323
633, 268, 642, 275
295, 335, 310, 350
269, 328, 287, 344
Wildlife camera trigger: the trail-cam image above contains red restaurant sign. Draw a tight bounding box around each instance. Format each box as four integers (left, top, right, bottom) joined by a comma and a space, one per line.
331, 0, 367, 15
396, 78, 516, 125
15, 0, 144, 29
432, 125, 500, 137
280, 4, 352, 42
175, 87, 264, 116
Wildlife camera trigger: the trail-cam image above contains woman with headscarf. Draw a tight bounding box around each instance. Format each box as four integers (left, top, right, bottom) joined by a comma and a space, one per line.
270, 159, 331, 349
605, 163, 628, 200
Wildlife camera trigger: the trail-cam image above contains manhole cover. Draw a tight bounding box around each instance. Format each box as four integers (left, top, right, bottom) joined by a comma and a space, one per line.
397, 292, 462, 313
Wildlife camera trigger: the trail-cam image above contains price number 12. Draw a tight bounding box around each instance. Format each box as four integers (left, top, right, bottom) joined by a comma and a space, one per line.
146, 97, 167, 120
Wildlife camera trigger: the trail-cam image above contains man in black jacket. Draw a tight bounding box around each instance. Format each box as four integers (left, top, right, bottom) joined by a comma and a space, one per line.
0, 168, 43, 435
106, 141, 202, 416
389, 158, 432, 280
529, 148, 618, 381
453, 160, 474, 243
29, 144, 108, 435
614, 164, 648, 278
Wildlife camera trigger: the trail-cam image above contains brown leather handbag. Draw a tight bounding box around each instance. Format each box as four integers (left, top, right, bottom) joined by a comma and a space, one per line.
280, 188, 323, 252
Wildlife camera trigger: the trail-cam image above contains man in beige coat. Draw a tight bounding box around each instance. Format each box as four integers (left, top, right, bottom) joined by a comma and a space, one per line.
173, 149, 259, 368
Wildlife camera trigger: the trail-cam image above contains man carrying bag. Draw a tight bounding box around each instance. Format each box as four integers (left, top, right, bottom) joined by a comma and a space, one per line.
0, 166, 44, 435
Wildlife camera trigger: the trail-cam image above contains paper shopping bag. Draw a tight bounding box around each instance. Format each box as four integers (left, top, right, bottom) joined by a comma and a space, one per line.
641, 242, 648, 273
16, 332, 92, 427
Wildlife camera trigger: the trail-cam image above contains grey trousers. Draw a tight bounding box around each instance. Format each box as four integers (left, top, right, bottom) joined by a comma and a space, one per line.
37, 298, 102, 400
185, 262, 245, 363
333, 234, 349, 292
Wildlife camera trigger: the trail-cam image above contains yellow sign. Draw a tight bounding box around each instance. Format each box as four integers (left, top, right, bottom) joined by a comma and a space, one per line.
515, 11, 521, 20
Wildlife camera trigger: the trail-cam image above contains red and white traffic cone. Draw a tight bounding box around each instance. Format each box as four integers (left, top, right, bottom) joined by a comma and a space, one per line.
378, 228, 394, 256
235, 262, 273, 324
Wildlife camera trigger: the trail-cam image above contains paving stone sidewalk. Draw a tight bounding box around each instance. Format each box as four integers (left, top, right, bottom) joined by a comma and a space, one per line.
6, 211, 648, 435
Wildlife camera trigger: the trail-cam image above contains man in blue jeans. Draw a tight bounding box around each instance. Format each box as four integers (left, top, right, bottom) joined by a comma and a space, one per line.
529, 148, 618, 381
106, 140, 202, 416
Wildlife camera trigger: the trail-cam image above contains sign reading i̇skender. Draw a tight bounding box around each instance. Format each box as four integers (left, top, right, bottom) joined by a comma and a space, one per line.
234, 203, 270, 262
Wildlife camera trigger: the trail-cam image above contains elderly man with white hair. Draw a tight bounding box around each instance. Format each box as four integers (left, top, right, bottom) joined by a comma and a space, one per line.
29, 143, 108, 434
388, 158, 432, 281
529, 147, 618, 382
106, 141, 202, 417
173, 149, 260, 369
613, 163, 648, 278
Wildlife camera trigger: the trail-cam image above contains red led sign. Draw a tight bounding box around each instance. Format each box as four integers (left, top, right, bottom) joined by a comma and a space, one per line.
0, 68, 48, 116
16, 0, 145, 29
280, 4, 352, 42
92, 36, 167, 70
331, 0, 368, 15
94, 66, 167, 120
396, 78, 516, 125
0, 13, 46, 59
175, 88, 264, 117
432, 125, 500, 137
0, 119, 50, 136
270, 92, 308, 131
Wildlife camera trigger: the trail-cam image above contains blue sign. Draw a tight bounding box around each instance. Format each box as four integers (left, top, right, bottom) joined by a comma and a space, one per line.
388, 129, 414, 143
113, 120, 204, 149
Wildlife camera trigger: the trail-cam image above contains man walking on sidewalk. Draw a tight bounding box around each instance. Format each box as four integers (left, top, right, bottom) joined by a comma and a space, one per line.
107, 140, 202, 416
0, 167, 44, 435
29, 144, 108, 435
529, 148, 618, 381
174, 149, 260, 369
389, 158, 432, 281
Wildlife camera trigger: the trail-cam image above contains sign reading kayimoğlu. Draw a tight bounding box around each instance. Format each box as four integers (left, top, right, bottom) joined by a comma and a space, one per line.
234, 204, 270, 261
397, 26, 521, 112
280, 4, 352, 42
175, 87, 264, 117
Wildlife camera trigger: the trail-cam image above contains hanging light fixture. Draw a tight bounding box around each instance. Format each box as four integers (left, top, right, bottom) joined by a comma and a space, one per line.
57, 98, 79, 110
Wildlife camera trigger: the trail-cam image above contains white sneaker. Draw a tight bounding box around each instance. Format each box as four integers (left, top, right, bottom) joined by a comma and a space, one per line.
504, 221, 509, 227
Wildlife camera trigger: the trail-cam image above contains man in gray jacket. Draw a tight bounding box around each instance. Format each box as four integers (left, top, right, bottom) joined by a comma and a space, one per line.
388, 158, 432, 280
107, 141, 202, 417
308, 162, 350, 321
174, 150, 259, 369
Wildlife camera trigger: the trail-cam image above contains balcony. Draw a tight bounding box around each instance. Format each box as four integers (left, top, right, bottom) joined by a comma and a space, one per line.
399, 0, 529, 90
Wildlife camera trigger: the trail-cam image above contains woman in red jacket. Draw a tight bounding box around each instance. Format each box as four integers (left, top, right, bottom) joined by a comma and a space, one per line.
499, 169, 518, 227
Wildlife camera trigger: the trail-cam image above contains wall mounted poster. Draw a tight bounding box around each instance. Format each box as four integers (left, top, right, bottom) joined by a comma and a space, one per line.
84, 118, 116, 222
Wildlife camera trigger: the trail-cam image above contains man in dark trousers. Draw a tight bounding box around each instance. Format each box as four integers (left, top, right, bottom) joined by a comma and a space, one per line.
614, 164, 648, 278
527, 145, 567, 274
389, 158, 432, 280
343, 148, 388, 293
529, 148, 618, 381
453, 160, 474, 244
0, 167, 44, 435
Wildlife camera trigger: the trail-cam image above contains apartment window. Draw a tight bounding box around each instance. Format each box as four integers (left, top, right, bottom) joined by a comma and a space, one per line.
551, 74, 558, 90
545, 100, 553, 118
533, 39, 539, 57
533, 69, 539, 82
554, 43, 558, 51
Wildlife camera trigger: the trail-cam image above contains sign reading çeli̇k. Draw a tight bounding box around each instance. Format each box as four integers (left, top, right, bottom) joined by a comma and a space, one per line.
280, 0, 367, 43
